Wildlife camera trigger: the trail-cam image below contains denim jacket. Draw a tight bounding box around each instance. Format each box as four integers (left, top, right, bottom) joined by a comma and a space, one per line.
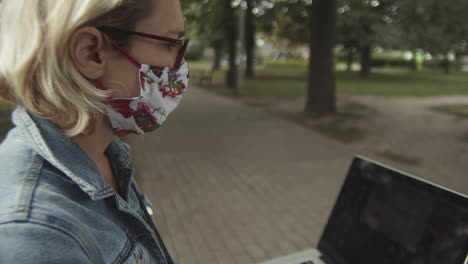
0, 107, 176, 264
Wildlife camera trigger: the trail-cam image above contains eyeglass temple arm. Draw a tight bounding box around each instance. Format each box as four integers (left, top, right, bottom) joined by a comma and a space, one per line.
98, 26, 183, 45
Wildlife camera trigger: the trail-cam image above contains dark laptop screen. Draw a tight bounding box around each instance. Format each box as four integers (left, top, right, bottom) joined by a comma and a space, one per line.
318, 157, 468, 264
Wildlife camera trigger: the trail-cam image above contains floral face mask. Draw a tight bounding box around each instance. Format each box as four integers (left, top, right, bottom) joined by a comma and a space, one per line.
95, 40, 189, 136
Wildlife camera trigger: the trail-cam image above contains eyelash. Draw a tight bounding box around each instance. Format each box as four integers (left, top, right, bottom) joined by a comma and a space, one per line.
164, 43, 178, 50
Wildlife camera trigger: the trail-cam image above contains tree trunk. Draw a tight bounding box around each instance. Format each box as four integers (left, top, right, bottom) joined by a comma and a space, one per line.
346, 47, 354, 72
411, 50, 417, 72
223, 0, 237, 88
212, 43, 222, 71
454, 52, 461, 72
305, 0, 337, 116
245, 0, 255, 78
359, 45, 371, 78
442, 54, 451, 74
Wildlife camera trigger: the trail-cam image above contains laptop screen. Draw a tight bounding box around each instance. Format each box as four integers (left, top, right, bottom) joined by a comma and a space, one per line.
317, 157, 468, 264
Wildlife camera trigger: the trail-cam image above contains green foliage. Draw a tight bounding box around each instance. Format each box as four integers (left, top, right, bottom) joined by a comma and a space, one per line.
0, 101, 13, 142
335, 0, 468, 74
0, 102, 14, 112
0, 120, 12, 140
393, 0, 468, 55
336, 0, 468, 56
184, 0, 313, 54
336, 0, 397, 48
183, 0, 468, 76
257, 0, 311, 47
184, 40, 205, 61
183, 0, 226, 50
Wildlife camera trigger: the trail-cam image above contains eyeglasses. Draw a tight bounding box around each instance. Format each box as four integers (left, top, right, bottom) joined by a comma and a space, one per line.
98, 26, 190, 68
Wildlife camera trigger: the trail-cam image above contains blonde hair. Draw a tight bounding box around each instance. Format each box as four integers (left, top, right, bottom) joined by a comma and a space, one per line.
0, 0, 152, 136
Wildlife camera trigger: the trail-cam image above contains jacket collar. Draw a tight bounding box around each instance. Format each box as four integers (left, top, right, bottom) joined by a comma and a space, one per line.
12, 107, 132, 200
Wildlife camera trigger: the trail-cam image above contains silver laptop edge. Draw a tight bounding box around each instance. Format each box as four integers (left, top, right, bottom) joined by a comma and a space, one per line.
355, 155, 468, 199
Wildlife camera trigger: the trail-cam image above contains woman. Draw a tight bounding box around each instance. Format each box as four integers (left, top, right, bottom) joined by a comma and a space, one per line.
0, 0, 188, 263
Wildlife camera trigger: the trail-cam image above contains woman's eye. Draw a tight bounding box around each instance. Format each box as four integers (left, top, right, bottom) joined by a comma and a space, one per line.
163, 43, 177, 50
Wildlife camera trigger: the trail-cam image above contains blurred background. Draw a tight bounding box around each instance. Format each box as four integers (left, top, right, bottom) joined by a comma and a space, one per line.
2, 1, 468, 263
177, 0, 468, 180
131, 1, 468, 263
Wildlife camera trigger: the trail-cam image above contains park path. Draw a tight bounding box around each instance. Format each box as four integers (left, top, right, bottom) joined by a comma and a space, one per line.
270, 95, 468, 194
349, 95, 468, 190
128, 86, 468, 264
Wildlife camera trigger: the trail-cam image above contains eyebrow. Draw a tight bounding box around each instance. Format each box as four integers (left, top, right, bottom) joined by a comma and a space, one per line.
167, 29, 186, 39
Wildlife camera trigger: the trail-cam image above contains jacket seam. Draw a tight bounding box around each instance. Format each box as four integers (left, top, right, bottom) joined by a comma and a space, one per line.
0, 220, 93, 262
0, 213, 135, 263
111, 234, 134, 264
22, 109, 100, 199
14, 154, 43, 220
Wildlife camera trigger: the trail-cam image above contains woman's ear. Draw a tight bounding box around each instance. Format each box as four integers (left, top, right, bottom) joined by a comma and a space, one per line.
69, 27, 107, 80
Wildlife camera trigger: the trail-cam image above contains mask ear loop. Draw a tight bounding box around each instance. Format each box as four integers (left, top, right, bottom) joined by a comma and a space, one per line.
92, 38, 142, 92
93, 79, 114, 104
93, 79, 107, 90
107, 39, 142, 69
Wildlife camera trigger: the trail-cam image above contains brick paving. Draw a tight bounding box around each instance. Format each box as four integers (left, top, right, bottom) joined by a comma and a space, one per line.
128, 86, 368, 264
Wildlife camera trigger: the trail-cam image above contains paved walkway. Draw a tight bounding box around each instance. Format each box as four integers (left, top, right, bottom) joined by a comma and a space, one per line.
128, 86, 464, 264
268, 95, 468, 195
129, 86, 358, 264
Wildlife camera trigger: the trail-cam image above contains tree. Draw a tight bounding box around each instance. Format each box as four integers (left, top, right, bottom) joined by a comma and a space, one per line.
245, 0, 256, 78
392, 0, 468, 73
183, 0, 225, 70
257, 0, 310, 58
336, 0, 397, 78
223, 0, 238, 88
305, 0, 337, 116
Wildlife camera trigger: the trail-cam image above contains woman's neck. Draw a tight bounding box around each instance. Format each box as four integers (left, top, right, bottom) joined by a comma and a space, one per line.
72, 116, 114, 161
71, 116, 120, 194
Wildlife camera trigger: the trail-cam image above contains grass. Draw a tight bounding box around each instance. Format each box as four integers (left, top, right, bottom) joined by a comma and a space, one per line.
438, 106, 468, 142
312, 119, 367, 144
0, 120, 13, 141
189, 59, 468, 145
337, 70, 468, 97
307, 101, 374, 143
0, 101, 14, 142
277, 101, 375, 144
190, 60, 468, 98
461, 132, 468, 143
431, 105, 468, 120
431, 105, 468, 145
0, 102, 14, 112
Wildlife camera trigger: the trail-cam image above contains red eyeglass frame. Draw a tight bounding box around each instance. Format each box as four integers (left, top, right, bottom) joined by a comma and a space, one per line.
98, 26, 190, 68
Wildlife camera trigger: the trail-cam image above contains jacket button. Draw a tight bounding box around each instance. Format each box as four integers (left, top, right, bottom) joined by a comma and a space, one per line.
146, 206, 154, 216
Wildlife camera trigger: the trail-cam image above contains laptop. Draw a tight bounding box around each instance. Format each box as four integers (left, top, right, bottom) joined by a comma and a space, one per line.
259, 156, 468, 264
